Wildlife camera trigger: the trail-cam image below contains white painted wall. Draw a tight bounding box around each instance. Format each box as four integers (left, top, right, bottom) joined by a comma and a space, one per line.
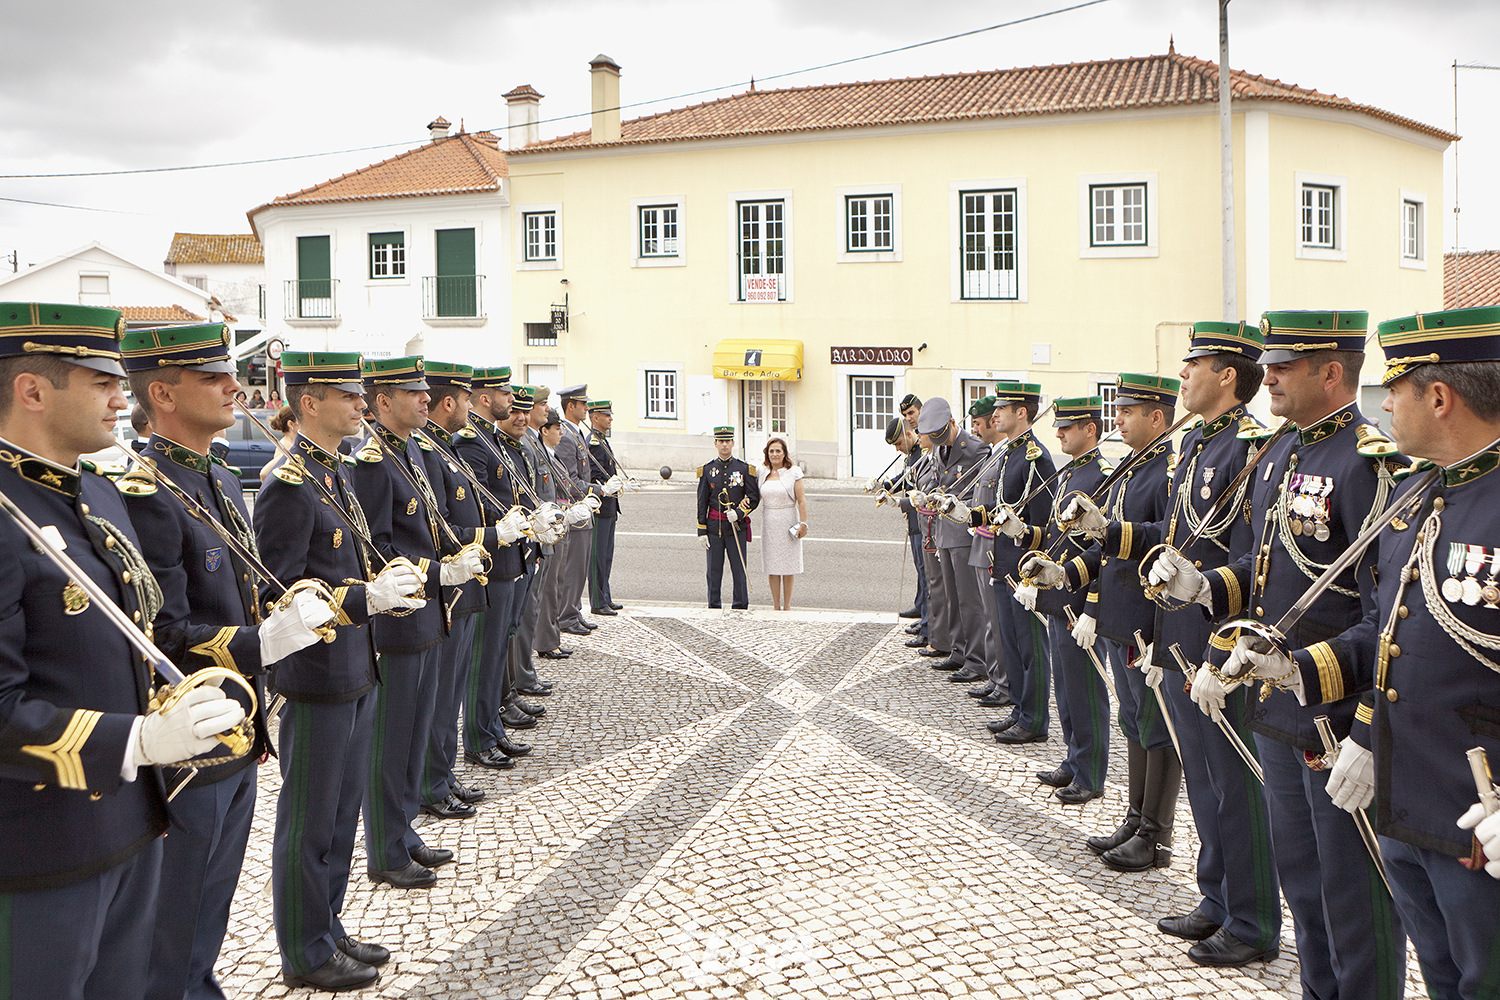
0, 242, 220, 319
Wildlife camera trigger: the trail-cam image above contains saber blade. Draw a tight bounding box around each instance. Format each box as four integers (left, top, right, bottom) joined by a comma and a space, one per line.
1315, 715, 1392, 896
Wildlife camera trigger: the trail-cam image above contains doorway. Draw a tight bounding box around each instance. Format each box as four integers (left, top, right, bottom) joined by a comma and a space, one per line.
849, 375, 895, 477
741, 379, 794, 467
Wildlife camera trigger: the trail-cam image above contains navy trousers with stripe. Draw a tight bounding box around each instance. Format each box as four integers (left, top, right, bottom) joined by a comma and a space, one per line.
466, 579, 518, 755
1382, 836, 1500, 1000
1102, 637, 1173, 752
1048, 617, 1109, 791
424, 613, 477, 807
364, 647, 442, 872
994, 579, 1050, 736
589, 515, 617, 611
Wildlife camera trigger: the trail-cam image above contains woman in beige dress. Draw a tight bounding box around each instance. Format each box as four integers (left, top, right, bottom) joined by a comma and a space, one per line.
759, 438, 808, 610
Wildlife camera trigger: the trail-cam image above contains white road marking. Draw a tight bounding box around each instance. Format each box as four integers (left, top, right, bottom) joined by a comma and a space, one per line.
616, 531, 903, 545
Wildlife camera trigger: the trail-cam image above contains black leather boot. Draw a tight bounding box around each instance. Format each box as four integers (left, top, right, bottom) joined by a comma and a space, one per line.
1102, 745, 1182, 872
1087, 740, 1144, 854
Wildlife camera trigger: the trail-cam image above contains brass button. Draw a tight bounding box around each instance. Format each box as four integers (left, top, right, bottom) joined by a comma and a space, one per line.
1433, 497, 1446, 511
1261, 544, 1271, 554
1398, 605, 1408, 619
1389, 643, 1401, 658
121, 570, 131, 583
242, 573, 249, 582
104, 536, 116, 549
132, 610, 141, 622
33, 783, 45, 791
144, 625, 152, 639
1194, 560, 1202, 568
1256, 606, 1265, 617
1387, 688, 1399, 702
90, 791, 102, 801
79, 503, 89, 515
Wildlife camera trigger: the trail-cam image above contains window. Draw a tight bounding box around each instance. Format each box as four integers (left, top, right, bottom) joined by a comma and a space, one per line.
525, 322, 556, 347
79, 273, 109, 295
962, 380, 991, 411
182, 275, 208, 291
769, 383, 788, 434
737, 199, 785, 301
369, 232, 406, 278
1294, 173, 1347, 262
1090, 184, 1146, 246
851, 377, 894, 430
639, 205, 679, 258
1098, 382, 1119, 426
1399, 190, 1427, 270
524, 211, 556, 262
645, 370, 677, 419
960, 189, 1018, 300
1301, 185, 1336, 248
846, 195, 892, 252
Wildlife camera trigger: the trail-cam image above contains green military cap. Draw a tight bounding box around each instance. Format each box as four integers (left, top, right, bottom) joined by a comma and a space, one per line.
1378, 306, 1500, 386
968, 395, 997, 418
1054, 396, 1104, 427
511, 384, 536, 411
1259, 310, 1368, 365
993, 381, 1043, 406
1184, 320, 1265, 363
587, 399, 612, 414
120, 322, 235, 374
423, 360, 473, 391
281, 352, 364, 394
1114, 373, 1180, 407
471, 366, 511, 391
361, 355, 427, 390
0, 302, 125, 375
713, 426, 735, 441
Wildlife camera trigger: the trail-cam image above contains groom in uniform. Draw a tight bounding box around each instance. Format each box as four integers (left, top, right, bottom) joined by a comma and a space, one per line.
697, 426, 759, 609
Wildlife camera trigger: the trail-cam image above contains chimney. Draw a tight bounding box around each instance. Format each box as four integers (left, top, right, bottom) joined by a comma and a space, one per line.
427, 116, 451, 140
589, 54, 621, 144
504, 85, 543, 148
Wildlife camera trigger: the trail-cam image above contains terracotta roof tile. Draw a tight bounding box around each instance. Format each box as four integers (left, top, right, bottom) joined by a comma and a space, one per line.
118, 305, 205, 323
165, 233, 263, 265
1445, 251, 1500, 310
515, 51, 1454, 153
249, 132, 509, 222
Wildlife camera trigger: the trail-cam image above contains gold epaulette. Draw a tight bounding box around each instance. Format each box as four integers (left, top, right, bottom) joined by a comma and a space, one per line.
356, 441, 383, 464
1237, 415, 1274, 441
695, 465, 703, 478
116, 466, 157, 496
1025, 441, 1042, 461
341, 454, 357, 466
457, 427, 478, 439
80, 459, 99, 475
1355, 423, 1401, 459
415, 436, 434, 451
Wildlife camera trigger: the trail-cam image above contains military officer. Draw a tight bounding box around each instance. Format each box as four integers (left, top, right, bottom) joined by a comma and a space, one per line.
919, 396, 989, 678
697, 426, 759, 609
1163, 311, 1409, 999
554, 384, 596, 633
1015, 398, 1111, 804
882, 416, 930, 640
118, 323, 335, 1000
985, 381, 1057, 742
501, 387, 552, 732
587, 400, 625, 616
351, 357, 484, 890
962, 397, 1009, 700
0, 303, 245, 999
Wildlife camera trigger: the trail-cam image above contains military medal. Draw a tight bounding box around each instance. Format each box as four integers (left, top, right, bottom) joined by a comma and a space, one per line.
325, 473, 334, 490
1443, 542, 1466, 603
61, 580, 89, 615
1482, 549, 1500, 610
407, 497, 419, 516
1464, 544, 1487, 606
456, 486, 466, 501
332, 528, 343, 549
1201, 466, 1215, 501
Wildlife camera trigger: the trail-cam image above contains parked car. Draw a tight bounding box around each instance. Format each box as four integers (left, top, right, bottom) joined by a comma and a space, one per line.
217, 412, 279, 490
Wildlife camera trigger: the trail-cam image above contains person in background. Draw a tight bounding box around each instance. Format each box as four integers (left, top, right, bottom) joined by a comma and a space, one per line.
758, 437, 807, 610
249, 389, 266, 409
266, 390, 282, 410
260, 405, 298, 482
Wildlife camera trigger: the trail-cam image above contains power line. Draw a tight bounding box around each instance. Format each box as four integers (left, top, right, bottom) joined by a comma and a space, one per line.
0, 0, 1110, 182
0, 195, 157, 216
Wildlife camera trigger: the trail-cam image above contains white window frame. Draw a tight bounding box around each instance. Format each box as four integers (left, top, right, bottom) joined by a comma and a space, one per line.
631, 196, 686, 268
1078, 172, 1159, 258
78, 272, 110, 295
635, 360, 684, 429
949, 178, 1028, 303
1294, 171, 1347, 262
515, 203, 563, 271
1097, 380, 1120, 427
644, 369, 679, 420
726, 189, 794, 303
836, 184, 903, 263
1399, 189, 1427, 270
365, 228, 411, 285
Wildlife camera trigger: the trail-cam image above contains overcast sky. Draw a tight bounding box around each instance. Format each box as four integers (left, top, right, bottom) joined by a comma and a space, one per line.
2, 0, 1497, 277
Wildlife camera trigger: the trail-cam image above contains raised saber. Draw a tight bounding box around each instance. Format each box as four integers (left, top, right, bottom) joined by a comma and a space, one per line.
463, 414, 548, 507
410, 428, 518, 527
1169, 642, 1263, 784
1315, 715, 1392, 896
1050, 408, 1200, 542
1136, 629, 1183, 762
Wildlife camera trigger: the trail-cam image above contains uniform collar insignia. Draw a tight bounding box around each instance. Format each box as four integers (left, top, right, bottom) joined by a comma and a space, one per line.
424, 420, 453, 446
1202, 406, 1245, 439
499, 429, 522, 447
375, 422, 407, 452
1442, 440, 1500, 487
1066, 447, 1101, 471
471, 414, 496, 434
0, 437, 81, 496
149, 434, 210, 474
1005, 429, 1034, 452
1298, 405, 1357, 446
295, 434, 341, 471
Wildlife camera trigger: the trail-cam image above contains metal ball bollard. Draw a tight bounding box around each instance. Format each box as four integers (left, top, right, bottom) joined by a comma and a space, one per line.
660, 466, 672, 480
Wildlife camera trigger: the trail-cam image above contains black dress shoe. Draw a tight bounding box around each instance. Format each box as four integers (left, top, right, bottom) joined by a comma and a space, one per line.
496, 736, 533, 757
904, 637, 928, 648
948, 668, 985, 682
917, 648, 950, 658
451, 780, 486, 804
337, 936, 391, 967
994, 726, 1047, 744
410, 845, 454, 868
1187, 927, 1278, 967
464, 748, 515, 770
1036, 767, 1073, 788
538, 649, 572, 660
561, 624, 591, 637
501, 706, 538, 729
1055, 782, 1105, 804
931, 658, 964, 671
368, 860, 436, 889
978, 693, 1014, 708
516, 684, 553, 697
986, 718, 1019, 733
1158, 909, 1221, 942
609, 602, 623, 610
581, 619, 599, 630
968, 685, 996, 698
898, 607, 921, 619
419, 794, 476, 820
283, 949, 378, 991
508, 697, 546, 717
591, 607, 619, 616
903, 624, 922, 635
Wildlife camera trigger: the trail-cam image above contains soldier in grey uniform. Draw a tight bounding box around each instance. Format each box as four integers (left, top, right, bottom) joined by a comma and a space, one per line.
919, 397, 988, 674
554, 385, 596, 635
963, 396, 1009, 699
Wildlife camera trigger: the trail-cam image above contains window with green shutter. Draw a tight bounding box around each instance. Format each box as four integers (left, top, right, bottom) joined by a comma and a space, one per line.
434, 228, 477, 317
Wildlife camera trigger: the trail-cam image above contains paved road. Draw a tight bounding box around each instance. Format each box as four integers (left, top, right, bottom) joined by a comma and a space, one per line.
605, 477, 922, 613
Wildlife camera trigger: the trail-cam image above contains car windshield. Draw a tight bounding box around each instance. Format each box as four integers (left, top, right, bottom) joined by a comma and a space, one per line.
234, 414, 277, 442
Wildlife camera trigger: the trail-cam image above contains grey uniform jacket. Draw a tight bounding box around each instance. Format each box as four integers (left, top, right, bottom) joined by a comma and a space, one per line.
519, 431, 555, 554
552, 422, 592, 533
967, 442, 1001, 569
932, 429, 989, 550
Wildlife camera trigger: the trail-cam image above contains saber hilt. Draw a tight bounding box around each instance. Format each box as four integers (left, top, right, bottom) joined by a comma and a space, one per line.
1318, 714, 1393, 895
1170, 641, 1264, 785
1469, 747, 1500, 817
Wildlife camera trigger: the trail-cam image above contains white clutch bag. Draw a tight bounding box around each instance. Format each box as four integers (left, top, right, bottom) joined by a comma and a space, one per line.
788, 525, 802, 539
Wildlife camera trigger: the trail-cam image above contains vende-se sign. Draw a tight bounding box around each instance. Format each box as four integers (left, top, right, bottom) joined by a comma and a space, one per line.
830, 346, 913, 366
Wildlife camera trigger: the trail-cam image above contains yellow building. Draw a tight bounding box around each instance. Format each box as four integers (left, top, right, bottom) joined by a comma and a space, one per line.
504, 48, 1451, 476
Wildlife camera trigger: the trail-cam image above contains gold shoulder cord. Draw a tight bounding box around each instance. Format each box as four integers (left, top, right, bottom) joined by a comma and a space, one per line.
86, 514, 163, 627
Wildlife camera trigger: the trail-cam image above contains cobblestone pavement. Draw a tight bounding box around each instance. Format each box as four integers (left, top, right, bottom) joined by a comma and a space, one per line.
223, 608, 1425, 999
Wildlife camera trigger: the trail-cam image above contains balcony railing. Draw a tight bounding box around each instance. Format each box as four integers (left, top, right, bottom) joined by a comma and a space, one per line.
283, 279, 339, 320
422, 275, 484, 319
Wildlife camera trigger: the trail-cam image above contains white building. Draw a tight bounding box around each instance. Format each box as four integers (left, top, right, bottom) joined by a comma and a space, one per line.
0, 241, 230, 330
162, 233, 265, 338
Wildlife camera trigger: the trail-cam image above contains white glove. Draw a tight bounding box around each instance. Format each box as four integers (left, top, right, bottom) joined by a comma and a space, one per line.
584, 493, 603, 512
367, 559, 426, 612
440, 545, 485, 585
1141, 645, 1162, 689
864, 477, 878, 493
533, 501, 565, 527
699, 535, 710, 551
564, 502, 593, 526
1060, 495, 1107, 540
259, 590, 336, 664
1457, 804, 1500, 879
1013, 584, 1038, 611
1223, 637, 1305, 700
1190, 667, 1227, 723
1070, 613, 1096, 649
134, 685, 246, 766
1146, 548, 1212, 607
1019, 552, 1064, 588
1326, 737, 1375, 813
946, 499, 972, 520
603, 476, 624, 497
726, 508, 740, 523
990, 505, 1026, 538
535, 522, 563, 545
908, 490, 928, 509
495, 513, 525, 544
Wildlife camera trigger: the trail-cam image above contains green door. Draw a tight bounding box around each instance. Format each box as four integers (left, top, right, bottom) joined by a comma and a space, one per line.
296, 236, 331, 318
434, 228, 477, 317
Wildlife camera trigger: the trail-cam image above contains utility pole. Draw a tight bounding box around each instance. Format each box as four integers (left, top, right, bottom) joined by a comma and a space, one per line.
1220, 0, 1237, 322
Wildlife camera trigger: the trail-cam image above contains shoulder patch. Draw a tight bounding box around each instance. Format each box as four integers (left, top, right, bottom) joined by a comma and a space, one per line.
457, 426, 478, 439
1355, 423, 1401, 459
356, 441, 384, 464
1025, 441, 1042, 461
415, 436, 434, 451
272, 462, 304, 485
116, 468, 157, 496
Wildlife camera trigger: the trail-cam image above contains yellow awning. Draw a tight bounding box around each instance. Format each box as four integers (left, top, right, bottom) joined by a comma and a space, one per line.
711, 339, 803, 381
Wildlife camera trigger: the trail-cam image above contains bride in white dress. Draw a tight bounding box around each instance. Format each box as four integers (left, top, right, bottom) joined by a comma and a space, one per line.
758, 438, 808, 610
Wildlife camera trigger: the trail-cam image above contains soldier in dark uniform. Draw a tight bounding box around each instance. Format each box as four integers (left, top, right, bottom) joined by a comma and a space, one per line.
350, 357, 484, 890
587, 400, 625, 615
117, 323, 337, 1000
255, 351, 426, 991
697, 426, 759, 609
1165, 310, 1408, 999
985, 381, 1057, 742
502, 387, 556, 732
0, 303, 246, 999
1014, 397, 1111, 805
1226, 307, 1500, 997
881, 416, 930, 644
